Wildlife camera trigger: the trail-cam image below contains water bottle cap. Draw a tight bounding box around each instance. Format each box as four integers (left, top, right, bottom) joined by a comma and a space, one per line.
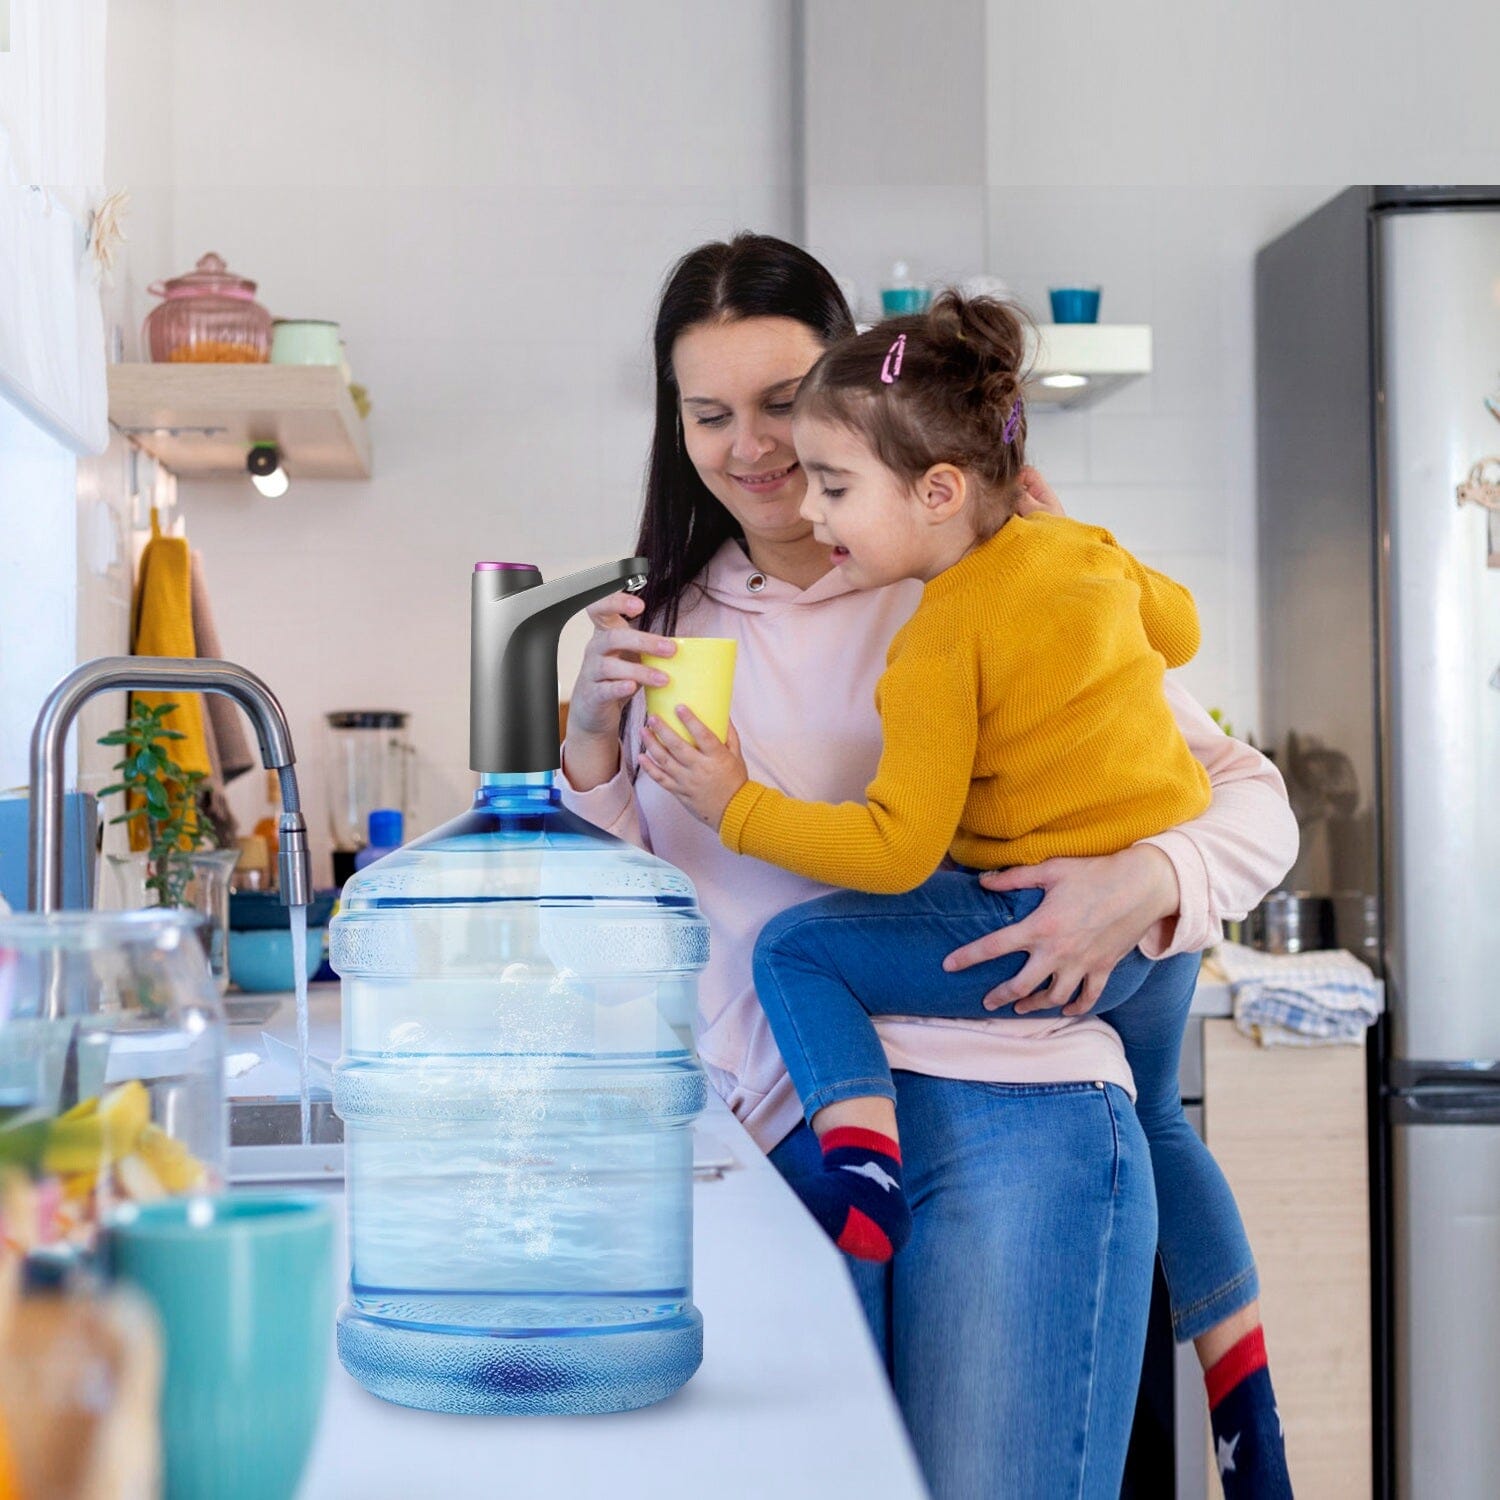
368, 808, 404, 847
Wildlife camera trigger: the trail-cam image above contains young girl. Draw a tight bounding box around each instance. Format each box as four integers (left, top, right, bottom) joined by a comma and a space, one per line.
640, 290, 1291, 1497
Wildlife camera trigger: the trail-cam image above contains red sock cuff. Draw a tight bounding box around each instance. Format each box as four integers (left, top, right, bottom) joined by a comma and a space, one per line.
820, 1126, 901, 1162
1205, 1325, 1268, 1411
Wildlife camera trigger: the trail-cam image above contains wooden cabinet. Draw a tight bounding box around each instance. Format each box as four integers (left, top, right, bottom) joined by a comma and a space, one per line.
1200, 1020, 1372, 1497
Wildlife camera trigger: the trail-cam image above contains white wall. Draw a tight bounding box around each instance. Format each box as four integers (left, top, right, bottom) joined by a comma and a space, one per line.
0, 0, 114, 808
984, 0, 1499, 186
0, 395, 78, 792
976, 0, 1500, 738
105, 0, 795, 879
799, 4, 1407, 739
96, 0, 1499, 879
802, 0, 987, 318
985, 184, 1333, 738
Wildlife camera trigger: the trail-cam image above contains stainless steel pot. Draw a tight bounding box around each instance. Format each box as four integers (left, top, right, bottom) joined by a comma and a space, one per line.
1240, 891, 1331, 954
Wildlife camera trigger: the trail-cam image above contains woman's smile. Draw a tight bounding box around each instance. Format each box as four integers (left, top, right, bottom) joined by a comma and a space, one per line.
731, 460, 801, 495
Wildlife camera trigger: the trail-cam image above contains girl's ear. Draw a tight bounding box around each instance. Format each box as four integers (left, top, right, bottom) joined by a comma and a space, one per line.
919, 463, 968, 522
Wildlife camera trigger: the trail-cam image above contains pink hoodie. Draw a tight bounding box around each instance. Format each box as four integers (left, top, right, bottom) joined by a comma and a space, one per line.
562, 540, 1298, 1154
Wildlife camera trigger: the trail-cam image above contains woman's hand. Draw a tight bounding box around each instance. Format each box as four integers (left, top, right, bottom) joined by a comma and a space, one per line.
942, 845, 1179, 1015
561, 590, 679, 790
568, 590, 679, 735
637, 709, 748, 830
1014, 466, 1066, 518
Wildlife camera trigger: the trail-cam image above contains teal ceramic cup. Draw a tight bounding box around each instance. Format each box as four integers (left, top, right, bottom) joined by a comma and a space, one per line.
106, 1195, 335, 1500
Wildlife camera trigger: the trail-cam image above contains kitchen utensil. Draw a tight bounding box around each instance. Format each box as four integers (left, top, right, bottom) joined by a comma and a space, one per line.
324, 711, 412, 859
881, 261, 931, 316
0, 910, 226, 1258
105, 1196, 333, 1500
1243, 891, 1333, 954
142, 253, 272, 363
1049, 286, 1102, 324
641, 637, 737, 742
228, 890, 335, 994
269, 319, 341, 366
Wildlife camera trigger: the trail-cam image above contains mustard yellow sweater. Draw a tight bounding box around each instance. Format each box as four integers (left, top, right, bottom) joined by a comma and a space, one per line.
719, 515, 1213, 894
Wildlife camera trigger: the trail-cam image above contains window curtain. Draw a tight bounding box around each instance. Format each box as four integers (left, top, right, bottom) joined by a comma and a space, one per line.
0, 0, 109, 454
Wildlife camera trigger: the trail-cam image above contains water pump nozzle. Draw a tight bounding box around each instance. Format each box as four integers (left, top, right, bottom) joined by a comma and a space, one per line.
470, 557, 649, 774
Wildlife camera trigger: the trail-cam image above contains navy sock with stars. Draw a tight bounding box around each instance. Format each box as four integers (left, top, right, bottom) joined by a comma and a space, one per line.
795, 1126, 911, 1263
1207, 1326, 1294, 1499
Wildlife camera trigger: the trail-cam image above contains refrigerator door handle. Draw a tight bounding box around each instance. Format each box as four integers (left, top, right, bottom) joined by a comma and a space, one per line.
1389, 1059, 1500, 1090
1388, 1083, 1500, 1126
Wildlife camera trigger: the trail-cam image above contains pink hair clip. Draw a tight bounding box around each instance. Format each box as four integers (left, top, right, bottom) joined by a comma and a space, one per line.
880, 333, 907, 384
1002, 396, 1024, 444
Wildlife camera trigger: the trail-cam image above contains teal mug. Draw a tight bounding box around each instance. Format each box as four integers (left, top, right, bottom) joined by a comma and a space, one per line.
106, 1195, 335, 1500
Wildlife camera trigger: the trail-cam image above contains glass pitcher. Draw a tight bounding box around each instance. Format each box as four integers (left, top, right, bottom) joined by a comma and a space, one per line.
0, 910, 225, 1260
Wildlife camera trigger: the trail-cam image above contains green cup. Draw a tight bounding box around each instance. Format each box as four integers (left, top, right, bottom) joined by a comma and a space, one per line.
270, 318, 342, 365
106, 1195, 335, 1500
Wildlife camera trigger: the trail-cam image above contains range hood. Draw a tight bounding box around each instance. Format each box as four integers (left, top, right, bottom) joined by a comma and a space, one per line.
1024, 324, 1152, 411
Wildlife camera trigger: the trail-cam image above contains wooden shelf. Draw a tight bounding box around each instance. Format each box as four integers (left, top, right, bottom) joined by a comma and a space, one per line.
106, 363, 372, 479
1023, 323, 1153, 411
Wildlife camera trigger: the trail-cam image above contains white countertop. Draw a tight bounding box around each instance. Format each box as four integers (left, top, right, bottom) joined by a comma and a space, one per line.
225, 987, 927, 1499
224, 969, 1233, 1096
218, 971, 1232, 1498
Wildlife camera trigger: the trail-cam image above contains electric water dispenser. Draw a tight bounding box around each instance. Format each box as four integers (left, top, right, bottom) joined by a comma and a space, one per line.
330, 559, 710, 1415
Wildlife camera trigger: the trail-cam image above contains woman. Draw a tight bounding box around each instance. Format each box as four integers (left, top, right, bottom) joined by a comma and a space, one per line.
561, 234, 1296, 1499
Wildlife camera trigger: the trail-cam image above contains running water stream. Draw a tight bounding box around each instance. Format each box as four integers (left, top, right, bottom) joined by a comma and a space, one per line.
290, 902, 311, 1144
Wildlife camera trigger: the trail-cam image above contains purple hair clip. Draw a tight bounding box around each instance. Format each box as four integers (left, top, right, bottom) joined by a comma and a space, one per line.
880, 333, 907, 385
1002, 396, 1024, 444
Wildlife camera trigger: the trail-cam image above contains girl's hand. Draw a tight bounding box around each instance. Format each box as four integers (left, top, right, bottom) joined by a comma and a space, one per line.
1015, 466, 1066, 518
637, 709, 748, 830
942, 845, 1179, 1015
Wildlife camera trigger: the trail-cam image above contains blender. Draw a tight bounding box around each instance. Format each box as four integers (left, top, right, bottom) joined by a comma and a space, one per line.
324, 711, 413, 886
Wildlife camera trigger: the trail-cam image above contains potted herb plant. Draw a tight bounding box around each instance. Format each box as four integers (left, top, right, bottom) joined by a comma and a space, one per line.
99, 701, 236, 988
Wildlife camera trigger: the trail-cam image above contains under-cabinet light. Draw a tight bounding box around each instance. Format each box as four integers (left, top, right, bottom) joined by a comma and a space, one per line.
247, 442, 289, 498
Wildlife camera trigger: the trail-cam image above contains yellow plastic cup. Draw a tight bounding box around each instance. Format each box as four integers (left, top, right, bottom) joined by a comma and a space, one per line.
641, 637, 738, 743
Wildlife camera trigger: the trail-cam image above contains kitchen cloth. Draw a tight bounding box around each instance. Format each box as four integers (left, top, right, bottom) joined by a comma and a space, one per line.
129, 510, 211, 850
1211, 940, 1384, 1047
190, 546, 252, 843
190, 548, 254, 783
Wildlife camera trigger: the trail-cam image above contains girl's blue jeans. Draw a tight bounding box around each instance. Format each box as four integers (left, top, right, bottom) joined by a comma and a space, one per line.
753, 869, 1258, 1342
771, 1072, 1157, 1500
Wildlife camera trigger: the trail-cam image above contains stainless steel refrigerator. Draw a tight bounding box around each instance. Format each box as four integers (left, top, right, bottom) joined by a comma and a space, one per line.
1256, 186, 1500, 1500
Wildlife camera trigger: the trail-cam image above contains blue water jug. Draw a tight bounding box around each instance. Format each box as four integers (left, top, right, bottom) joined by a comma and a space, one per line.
331, 559, 709, 1415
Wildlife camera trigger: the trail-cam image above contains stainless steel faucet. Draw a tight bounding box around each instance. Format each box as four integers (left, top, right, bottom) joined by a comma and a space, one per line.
28, 656, 313, 913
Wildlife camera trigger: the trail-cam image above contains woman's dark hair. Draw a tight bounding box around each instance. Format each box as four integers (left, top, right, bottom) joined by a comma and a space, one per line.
635, 233, 855, 634
796, 290, 1034, 534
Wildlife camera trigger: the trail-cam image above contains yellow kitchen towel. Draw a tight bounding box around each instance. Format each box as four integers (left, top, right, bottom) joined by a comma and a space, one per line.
128, 511, 211, 850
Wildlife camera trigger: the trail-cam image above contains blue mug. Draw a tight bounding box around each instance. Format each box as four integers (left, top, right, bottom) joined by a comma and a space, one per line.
1049, 286, 1102, 324
106, 1195, 335, 1500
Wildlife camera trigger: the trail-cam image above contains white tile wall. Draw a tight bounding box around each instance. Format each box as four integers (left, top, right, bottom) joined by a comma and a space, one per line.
72, 434, 142, 811
0, 397, 78, 792
91, 0, 1486, 884
798, 9, 1338, 739
104, 0, 796, 879
988, 185, 1336, 737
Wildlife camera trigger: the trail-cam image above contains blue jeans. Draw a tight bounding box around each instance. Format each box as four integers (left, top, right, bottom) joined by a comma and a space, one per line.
772, 1073, 1157, 1500
754, 870, 1258, 1341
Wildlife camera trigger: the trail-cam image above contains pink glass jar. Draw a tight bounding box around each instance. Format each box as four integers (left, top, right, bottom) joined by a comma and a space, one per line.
142, 252, 273, 363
